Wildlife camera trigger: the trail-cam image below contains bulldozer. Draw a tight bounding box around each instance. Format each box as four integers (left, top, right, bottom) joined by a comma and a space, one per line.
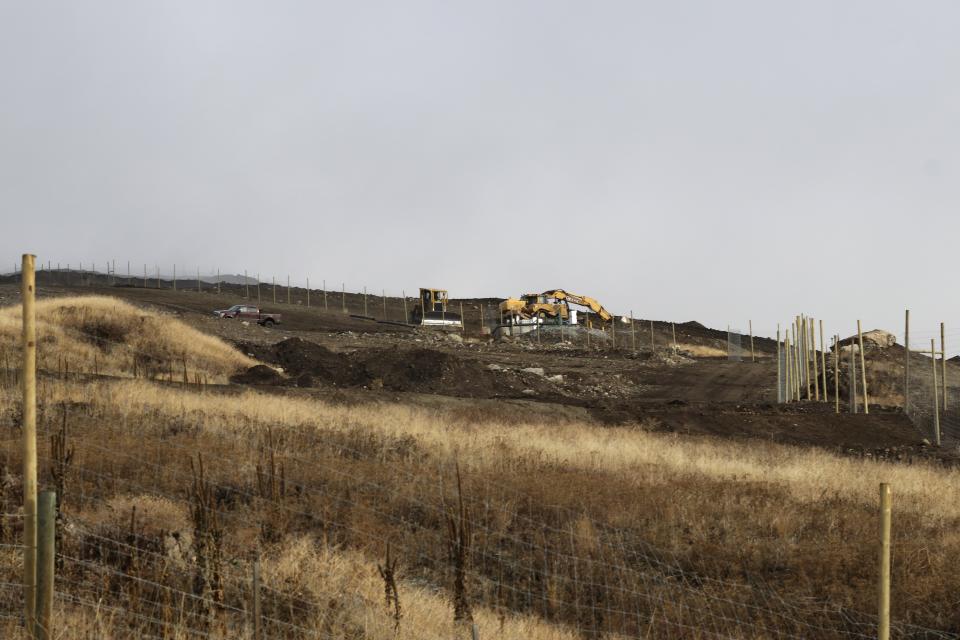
410, 287, 463, 328
499, 289, 613, 325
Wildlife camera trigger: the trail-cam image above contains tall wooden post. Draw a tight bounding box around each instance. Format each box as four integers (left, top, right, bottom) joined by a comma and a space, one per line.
650, 320, 655, 352
820, 319, 827, 402
402, 290, 408, 323
932, 339, 941, 447
941, 322, 947, 412
858, 320, 870, 414
834, 335, 840, 414
21, 254, 38, 638
904, 310, 910, 413
850, 337, 858, 414
672, 323, 677, 354
877, 483, 892, 640
630, 312, 636, 351
810, 320, 819, 401
749, 320, 755, 362
460, 302, 465, 335
323, 279, 328, 310
383, 290, 388, 321
804, 316, 810, 379
35, 490, 55, 640
776, 326, 782, 403
143, 264, 147, 288
342, 283, 346, 313
217, 268, 221, 295
256, 275, 261, 304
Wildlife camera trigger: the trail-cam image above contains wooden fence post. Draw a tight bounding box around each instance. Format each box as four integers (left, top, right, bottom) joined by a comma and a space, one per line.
804, 317, 812, 399
342, 283, 346, 313
904, 310, 910, 413
749, 320, 755, 362
932, 339, 941, 447
941, 322, 947, 412
786, 335, 792, 402
21, 254, 38, 639
877, 483, 892, 640
256, 275, 261, 304
810, 320, 819, 401
35, 490, 55, 640
858, 320, 869, 414
322, 279, 327, 310
834, 335, 840, 414
820, 319, 827, 402
776, 326, 781, 403
630, 312, 636, 351
252, 555, 263, 640
672, 323, 677, 354
402, 290, 408, 324
850, 336, 858, 413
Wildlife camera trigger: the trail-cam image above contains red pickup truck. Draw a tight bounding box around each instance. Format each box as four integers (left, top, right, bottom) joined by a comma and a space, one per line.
213, 304, 282, 326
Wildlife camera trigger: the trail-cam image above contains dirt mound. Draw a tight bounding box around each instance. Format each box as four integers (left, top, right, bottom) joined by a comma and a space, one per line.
236, 338, 537, 397
240, 338, 369, 387
361, 347, 498, 395
230, 365, 284, 385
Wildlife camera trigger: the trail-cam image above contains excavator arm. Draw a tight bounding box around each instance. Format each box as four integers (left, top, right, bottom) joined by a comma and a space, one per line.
543, 290, 613, 322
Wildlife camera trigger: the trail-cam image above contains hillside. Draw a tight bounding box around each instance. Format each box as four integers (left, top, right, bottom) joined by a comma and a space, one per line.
0, 287, 957, 638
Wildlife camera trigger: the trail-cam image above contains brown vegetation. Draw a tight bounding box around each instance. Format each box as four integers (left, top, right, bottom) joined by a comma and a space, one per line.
0, 296, 957, 638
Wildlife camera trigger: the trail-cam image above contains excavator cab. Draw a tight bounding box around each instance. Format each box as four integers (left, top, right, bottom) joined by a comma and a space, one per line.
411, 287, 464, 328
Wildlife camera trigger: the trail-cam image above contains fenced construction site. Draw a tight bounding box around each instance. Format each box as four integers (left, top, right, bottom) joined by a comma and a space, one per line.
2, 256, 960, 639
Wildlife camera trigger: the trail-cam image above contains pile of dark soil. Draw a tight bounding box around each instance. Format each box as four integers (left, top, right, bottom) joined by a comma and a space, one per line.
235, 338, 523, 397
238, 338, 368, 387
230, 364, 283, 385
359, 347, 498, 396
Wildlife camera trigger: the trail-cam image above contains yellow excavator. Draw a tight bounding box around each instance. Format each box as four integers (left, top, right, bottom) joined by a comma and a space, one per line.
499, 289, 612, 324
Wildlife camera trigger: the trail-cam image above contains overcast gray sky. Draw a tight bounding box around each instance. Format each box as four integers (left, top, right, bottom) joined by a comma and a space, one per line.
2, 1, 958, 344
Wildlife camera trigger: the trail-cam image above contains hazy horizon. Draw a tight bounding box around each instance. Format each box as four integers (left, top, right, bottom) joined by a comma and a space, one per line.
2, 1, 959, 347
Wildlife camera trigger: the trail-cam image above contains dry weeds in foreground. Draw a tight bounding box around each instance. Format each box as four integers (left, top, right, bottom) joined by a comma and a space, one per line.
1, 375, 959, 636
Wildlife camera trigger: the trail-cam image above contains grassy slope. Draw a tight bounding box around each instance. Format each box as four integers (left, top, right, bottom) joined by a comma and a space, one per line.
0, 296, 959, 637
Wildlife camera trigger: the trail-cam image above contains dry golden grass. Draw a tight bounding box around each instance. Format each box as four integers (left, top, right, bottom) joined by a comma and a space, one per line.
27, 378, 960, 526
0, 295, 252, 381
4, 299, 960, 636
677, 343, 728, 358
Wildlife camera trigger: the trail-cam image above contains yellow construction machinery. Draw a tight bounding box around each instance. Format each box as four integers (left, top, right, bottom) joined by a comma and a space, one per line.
546, 289, 613, 322
499, 289, 613, 325
410, 287, 463, 328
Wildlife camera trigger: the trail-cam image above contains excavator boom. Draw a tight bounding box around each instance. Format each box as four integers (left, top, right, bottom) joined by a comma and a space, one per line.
542, 290, 613, 322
